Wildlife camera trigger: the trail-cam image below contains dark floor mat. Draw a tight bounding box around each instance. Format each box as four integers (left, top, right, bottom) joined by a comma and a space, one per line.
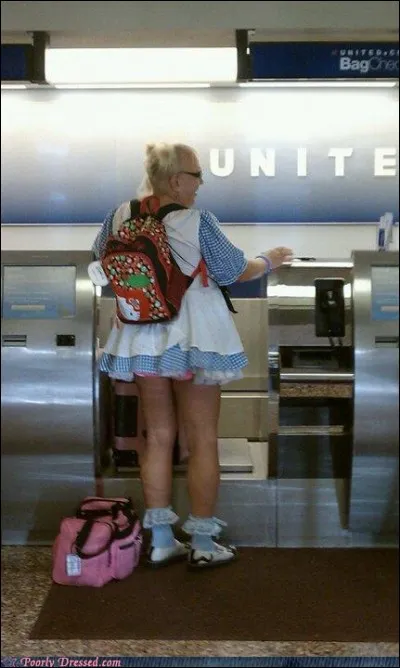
30, 548, 399, 641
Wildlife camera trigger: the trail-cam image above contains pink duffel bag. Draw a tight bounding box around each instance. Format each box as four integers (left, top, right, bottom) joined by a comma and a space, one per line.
52, 496, 142, 587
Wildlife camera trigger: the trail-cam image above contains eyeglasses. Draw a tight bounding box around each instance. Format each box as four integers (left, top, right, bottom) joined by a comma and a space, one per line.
179, 170, 203, 180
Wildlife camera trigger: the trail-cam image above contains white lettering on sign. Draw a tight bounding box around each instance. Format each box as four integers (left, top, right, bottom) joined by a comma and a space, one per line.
374, 148, 398, 176
338, 49, 399, 57
209, 148, 234, 176
297, 148, 308, 177
250, 149, 275, 176
340, 57, 370, 74
328, 148, 354, 176
337, 46, 399, 74
209, 148, 398, 177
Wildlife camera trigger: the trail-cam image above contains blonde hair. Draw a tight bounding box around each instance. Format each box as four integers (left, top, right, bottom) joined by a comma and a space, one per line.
137, 142, 195, 198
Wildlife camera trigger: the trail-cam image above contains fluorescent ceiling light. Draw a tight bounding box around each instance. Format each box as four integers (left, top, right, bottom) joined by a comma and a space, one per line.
1, 83, 28, 89
239, 80, 398, 88
45, 48, 237, 85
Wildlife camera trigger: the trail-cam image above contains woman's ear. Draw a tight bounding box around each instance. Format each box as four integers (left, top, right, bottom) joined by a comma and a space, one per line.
169, 173, 181, 195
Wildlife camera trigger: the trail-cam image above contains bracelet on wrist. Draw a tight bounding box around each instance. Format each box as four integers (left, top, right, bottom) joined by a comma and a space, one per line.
256, 255, 273, 274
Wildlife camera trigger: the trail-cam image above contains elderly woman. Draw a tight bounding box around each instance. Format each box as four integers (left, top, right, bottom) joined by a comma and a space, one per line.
92, 142, 293, 570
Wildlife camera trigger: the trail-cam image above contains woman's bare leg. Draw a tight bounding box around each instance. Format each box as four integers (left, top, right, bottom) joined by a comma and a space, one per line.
173, 379, 237, 567
173, 380, 221, 516
135, 376, 176, 508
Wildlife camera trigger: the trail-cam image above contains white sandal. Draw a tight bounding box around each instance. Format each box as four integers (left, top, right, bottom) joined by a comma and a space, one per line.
147, 539, 190, 568
188, 542, 238, 570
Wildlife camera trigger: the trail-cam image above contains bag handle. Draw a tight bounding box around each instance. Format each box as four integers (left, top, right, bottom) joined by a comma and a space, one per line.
113, 511, 137, 540
76, 497, 135, 521
74, 519, 116, 560
77, 506, 118, 520
77, 503, 138, 540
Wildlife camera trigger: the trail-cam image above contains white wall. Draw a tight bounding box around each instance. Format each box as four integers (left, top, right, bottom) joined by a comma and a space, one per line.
2, 223, 398, 259
1, 1, 399, 35
2, 2, 398, 256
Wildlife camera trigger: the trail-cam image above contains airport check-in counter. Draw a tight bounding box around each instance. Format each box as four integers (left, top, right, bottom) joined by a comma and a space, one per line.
1, 249, 398, 546
267, 251, 399, 544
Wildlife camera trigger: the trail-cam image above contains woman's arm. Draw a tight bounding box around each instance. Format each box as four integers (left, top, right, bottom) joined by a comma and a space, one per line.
237, 247, 294, 282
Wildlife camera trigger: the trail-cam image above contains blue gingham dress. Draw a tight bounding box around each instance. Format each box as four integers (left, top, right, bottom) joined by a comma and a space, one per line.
92, 206, 248, 385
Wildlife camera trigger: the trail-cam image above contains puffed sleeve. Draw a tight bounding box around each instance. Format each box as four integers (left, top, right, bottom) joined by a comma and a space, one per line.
199, 210, 247, 285
91, 209, 115, 259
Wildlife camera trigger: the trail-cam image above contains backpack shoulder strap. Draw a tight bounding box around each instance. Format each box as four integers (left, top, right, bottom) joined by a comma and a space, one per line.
129, 199, 141, 218
139, 196, 160, 216
158, 204, 208, 286
157, 203, 187, 219
111, 201, 132, 234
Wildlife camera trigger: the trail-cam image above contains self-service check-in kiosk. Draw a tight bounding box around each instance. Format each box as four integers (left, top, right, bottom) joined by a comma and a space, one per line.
267, 250, 399, 546
1, 252, 97, 544
350, 251, 399, 535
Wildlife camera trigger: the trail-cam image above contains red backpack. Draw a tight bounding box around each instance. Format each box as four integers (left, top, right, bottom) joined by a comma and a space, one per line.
101, 196, 207, 325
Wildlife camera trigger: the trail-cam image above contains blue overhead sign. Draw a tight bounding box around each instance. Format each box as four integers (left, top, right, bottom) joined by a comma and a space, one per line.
1, 44, 34, 81
250, 42, 399, 80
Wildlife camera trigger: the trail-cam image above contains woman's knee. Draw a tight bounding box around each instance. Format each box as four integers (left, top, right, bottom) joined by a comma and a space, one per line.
135, 376, 177, 441
146, 424, 177, 449
173, 382, 220, 454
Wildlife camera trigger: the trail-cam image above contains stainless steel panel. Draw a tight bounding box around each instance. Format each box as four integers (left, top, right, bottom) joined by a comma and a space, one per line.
1, 251, 97, 544
229, 298, 268, 391
350, 250, 399, 536
97, 296, 116, 348
217, 439, 253, 473
219, 393, 267, 439
172, 439, 253, 474
1, 454, 95, 544
277, 479, 348, 547
222, 298, 268, 443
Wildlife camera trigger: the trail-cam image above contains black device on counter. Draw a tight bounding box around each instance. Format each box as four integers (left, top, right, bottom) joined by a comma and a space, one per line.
314, 278, 345, 338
